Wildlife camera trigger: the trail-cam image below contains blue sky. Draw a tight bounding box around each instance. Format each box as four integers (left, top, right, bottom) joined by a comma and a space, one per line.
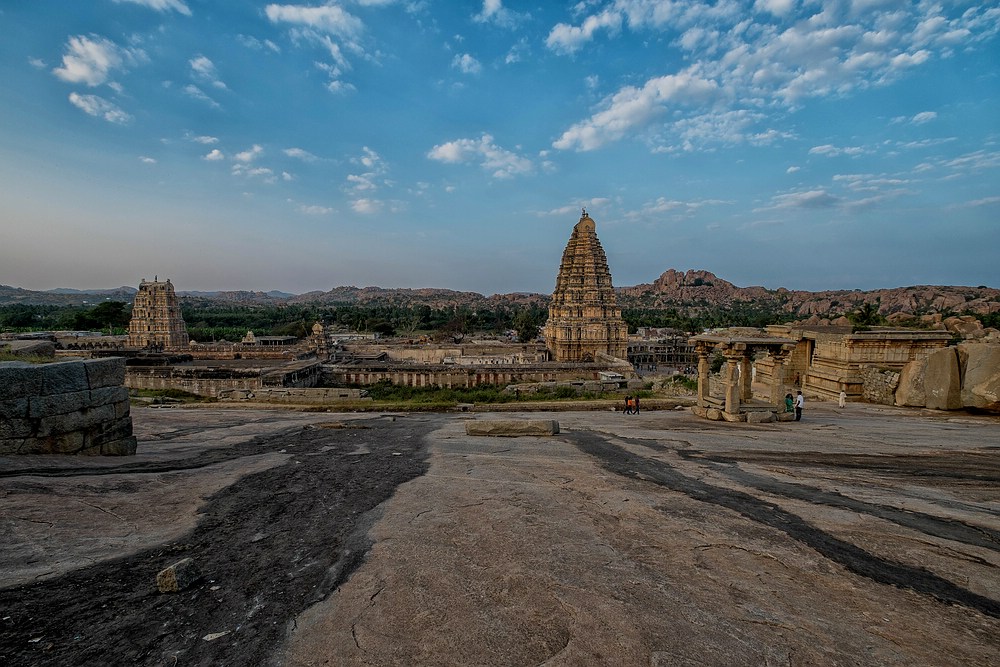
1, 0, 998, 295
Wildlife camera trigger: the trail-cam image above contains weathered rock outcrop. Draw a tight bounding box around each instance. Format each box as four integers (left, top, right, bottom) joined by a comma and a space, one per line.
957, 343, 1000, 412
895, 359, 927, 407
924, 349, 963, 411
0, 358, 136, 455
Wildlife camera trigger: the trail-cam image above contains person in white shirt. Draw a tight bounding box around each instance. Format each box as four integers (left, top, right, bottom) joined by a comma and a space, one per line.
795, 390, 804, 421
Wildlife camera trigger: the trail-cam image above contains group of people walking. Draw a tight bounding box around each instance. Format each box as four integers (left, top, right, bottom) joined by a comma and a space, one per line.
623, 395, 640, 415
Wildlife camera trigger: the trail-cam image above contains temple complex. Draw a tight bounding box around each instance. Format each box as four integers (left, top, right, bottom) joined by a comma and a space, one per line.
543, 210, 628, 362
127, 278, 189, 350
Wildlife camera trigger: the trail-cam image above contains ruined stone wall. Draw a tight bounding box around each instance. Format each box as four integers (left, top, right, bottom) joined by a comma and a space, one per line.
860, 367, 900, 405
0, 358, 136, 455
323, 363, 620, 388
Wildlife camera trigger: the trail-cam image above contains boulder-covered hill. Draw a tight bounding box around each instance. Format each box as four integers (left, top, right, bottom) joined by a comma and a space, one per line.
287, 286, 548, 309
619, 269, 1000, 317
0, 285, 137, 306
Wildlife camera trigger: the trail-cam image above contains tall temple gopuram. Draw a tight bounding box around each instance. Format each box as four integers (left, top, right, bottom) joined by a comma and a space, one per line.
543, 210, 628, 362
127, 278, 189, 349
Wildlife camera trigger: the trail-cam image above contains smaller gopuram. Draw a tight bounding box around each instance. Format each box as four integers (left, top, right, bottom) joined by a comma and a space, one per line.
127, 277, 189, 349
543, 210, 628, 362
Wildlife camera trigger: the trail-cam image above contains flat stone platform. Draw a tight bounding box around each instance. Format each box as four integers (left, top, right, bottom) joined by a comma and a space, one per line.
1, 403, 998, 666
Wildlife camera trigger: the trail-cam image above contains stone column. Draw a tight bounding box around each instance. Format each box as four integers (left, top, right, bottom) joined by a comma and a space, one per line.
738, 346, 752, 401
723, 352, 741, 415
696, 344, 711, 407
769, 345, 794, 407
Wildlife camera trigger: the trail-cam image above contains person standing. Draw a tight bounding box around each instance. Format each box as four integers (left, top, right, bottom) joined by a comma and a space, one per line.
633, 395, 640, 415
838, 390, 846, 408
784, 393, 794, 413
795, 390, 804, 421
624, 396, 632, 415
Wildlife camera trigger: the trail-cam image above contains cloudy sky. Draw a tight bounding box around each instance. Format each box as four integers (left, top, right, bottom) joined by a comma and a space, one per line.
1, 0, 997, 295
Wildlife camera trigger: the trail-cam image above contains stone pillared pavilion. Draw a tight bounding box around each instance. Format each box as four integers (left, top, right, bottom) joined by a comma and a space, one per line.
543, 210, 628, 362
127, 277, 189, 349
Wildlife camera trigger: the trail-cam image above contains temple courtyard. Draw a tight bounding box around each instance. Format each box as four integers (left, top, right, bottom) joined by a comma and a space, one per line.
1, 403, 998, 666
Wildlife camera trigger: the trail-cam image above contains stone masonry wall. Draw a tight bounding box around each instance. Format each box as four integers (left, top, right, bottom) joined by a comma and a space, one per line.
860, 367, 900, 405
0, 358, 136, 455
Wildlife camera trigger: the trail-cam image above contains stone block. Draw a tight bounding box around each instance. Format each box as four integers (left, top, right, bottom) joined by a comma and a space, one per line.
705, 408, 723, 421
0, 362, 42, 401
776, 411, 796, 421
114, 397, 132, 420
29, 390, 92, 418
156, 558, 201, 593
85, 416, 134, 448
925, 348, 962, 410
0, 438, 27, 455
156, 558, 202, 593
465, 420, 560, 437
36, 404, 116, 437
0, 397, 30, 420
0, 416, 33, 439
722, 411, 746, 422
90, 386, 130, 408
103, 436, 137, 456
36, 431, 86, 454
895, 359, 927, 407
746, 411, 775, 423
690, 406, 707, 418
84, 357, 126, 389
40, 361, 89, 396
958, 343, 1000, 412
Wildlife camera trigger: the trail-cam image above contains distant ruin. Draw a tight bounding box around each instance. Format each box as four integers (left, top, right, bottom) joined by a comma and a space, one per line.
543, 210, 628, 363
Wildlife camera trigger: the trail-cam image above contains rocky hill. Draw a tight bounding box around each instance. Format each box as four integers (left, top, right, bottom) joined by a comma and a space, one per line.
0, 285, 137, 306
620, 269, 1000, 318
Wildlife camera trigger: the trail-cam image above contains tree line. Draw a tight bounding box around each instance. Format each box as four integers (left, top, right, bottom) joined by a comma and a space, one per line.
3, 299, 995, 340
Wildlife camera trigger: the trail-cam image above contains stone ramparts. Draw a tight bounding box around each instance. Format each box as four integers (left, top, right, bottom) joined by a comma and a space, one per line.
0, 358, 136, 455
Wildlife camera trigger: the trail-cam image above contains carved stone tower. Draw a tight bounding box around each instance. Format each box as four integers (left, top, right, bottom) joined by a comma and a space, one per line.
543, 210, 628, 362
128, 278, 189, 349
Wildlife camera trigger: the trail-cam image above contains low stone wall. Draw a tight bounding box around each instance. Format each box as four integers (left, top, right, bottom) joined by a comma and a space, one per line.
217, 387, 369, 404
0, 358, 136, 455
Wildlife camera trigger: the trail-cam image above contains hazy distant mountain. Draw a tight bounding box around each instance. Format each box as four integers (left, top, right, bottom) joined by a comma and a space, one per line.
2, 273, 996, 319
0, 285, 137, 306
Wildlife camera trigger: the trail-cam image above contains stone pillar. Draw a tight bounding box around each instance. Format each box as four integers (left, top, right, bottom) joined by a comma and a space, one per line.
696, 344, 711, 407
739, 349, 752, 401
769, 345, 794, 407
724, 353, 741, 414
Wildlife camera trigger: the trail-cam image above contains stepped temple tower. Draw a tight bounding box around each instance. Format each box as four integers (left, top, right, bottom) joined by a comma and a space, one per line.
127, 278, 189, 349
543, 210, 628, 362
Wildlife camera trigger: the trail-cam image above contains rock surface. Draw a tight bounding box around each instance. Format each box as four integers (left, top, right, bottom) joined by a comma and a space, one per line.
925, 348, 963, 410
157, 558, 201, 593
1, 406, 998, 666
465, 419, 560, 436
958, 343, 1000, 412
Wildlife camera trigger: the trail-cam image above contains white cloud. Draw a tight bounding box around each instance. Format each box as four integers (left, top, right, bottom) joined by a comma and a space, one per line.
352, 198, 382, 214
67, 92, 131, 124
183, 84, 221, 108
474, 0, 528, 28
808, 144, 867, 157
52, 35, 144, 87
786, 166, 800, 173
265, 4, 363, 38
234, 145, 263, 163
238, 35, 281, 53
28, 57, 46, 69
112, 0, 191, 15
427, 134, 533, 179
203, 149, 225, 161
452, 53, 482, 75
284, 147, 318, 162
911, 111, 937, 124
298, 204, 333, 215
546, 10, 622, 55
553, 72, 719, 151
189, 134, 218, 144
190, 55, 227, 90
767, 189, 841, 209
139, 156, 157, 164
549, 2, 1000, 152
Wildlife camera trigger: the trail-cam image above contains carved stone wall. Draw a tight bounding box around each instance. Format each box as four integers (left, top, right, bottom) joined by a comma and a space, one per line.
543, 212, 628, 362
128, 278, 189, 349
0, 358, 136, 455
